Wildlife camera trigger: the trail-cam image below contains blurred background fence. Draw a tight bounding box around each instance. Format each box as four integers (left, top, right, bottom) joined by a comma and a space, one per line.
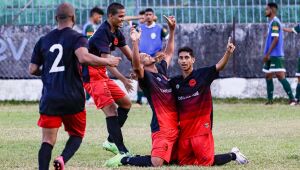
1, 0, 300, 25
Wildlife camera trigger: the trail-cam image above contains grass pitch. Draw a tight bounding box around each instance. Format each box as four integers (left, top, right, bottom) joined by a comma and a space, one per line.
0, 102, 299, 170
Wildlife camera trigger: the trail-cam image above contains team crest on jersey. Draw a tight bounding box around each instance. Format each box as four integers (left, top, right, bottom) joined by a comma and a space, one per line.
189, 79, 196, 87
156, 77, 162, 82
176, 84, 180, 89
114, 37, 119, 45
151, 33, 157, 39
272, 26, 279, 31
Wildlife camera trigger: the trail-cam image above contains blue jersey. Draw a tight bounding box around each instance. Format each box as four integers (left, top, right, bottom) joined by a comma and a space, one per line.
264, 17, 284, 57
31, 27, 88, 116
139, 23, 165, 57
138, 60, 178, 132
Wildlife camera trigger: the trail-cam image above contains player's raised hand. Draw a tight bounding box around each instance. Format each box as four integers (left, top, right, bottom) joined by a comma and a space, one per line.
163, 15, 176, 31
122, 78, 134, 93
107, 57, 121, 67
130, 27, 141, 41
226, 37, 235, 54
154, 52, 166, 63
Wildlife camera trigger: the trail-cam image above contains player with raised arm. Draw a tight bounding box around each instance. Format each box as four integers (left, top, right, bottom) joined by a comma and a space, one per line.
170, 38, 249, 166
104, 15, 178, 168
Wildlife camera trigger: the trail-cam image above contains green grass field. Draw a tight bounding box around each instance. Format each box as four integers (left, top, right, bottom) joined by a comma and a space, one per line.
0, 102, 299, 170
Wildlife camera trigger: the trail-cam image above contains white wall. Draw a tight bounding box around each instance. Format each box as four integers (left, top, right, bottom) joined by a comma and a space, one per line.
0, 78, 298, 101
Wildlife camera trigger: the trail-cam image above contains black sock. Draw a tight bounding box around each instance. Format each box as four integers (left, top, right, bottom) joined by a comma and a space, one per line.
121, 155, 152, 167
117, 107, 129, 127
106, 116, 128, 153
61, 136, 82, 163
38, 142, 53, 170
107, 107, 130, 143
213, 153, 236, 166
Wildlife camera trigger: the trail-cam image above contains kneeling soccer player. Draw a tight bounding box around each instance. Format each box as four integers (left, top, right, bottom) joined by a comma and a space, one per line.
170, 38, 249, 166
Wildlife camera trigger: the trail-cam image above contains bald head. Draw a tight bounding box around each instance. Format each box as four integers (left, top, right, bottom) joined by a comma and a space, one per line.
55, 2, 75, 23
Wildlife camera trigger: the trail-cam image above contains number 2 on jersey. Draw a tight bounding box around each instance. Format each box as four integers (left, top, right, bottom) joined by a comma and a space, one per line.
49, 44, 65, 73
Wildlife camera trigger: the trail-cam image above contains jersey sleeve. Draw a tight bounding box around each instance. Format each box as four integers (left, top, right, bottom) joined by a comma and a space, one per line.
138, 70, 149, 90
196, 65, 219, 85
156, 60, 168, 76
293, 24, 300, 34
161, 25, 169, 39
271, 21, 280, 37
116, 31, 126, 47
30, 38, 43, 66
90, 29, 111, 54
74, 36, 88, 51
85, 25, 94, 39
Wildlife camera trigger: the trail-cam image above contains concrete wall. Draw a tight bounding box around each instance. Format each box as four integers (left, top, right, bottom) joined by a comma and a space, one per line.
0, 78, 298, 101
1, 24, 300, 79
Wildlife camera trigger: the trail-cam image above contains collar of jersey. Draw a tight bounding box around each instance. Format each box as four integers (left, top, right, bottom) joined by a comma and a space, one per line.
145, 22, 156, 28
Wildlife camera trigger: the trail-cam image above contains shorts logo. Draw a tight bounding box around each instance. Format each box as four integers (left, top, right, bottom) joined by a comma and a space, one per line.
204, 123, 209, 128
109, 43, 112, 47
189, 79, 196, 87
151, 33, 157, 39
176, 84, 180, 89
156, 77, 162, 81
114, 37, 119, 45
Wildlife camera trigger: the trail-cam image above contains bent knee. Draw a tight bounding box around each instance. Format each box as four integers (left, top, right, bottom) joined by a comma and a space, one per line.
151, 157, 164, 167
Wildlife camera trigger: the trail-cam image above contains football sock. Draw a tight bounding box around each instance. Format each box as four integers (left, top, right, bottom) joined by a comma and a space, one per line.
279, 78, 294, 100
266, 79, 274, 101
296, 83, 300, 101
85, 92, 91, 101
121, 155, 152, 167
107, 107, 129, 143
38, 142, 53, 170
61, 136, 82, 163
117, 107, 129, 127
213, 153, 236, 166
106, 116, 128, 153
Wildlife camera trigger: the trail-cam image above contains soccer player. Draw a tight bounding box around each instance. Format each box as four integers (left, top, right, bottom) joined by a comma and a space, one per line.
263, 2, 296, 105
82, 6, 104, 105
82, 6, 104, 39
139, 8, 168, 57
283, 25, 300, 104
28, 3, 121, 170
170, 39, 248, 166
104, 15, 177, 167
82, 2, 133, 155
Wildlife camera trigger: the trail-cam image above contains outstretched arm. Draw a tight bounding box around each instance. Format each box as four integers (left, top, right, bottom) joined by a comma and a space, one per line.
283, 28, 294, 33
216, 37, 236, 71
163, 15, 176, 67
130, 27, 144, 79
75, 47, 121, 67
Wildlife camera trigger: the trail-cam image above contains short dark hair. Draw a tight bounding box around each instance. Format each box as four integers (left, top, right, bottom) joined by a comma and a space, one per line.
267, 2, 278, 9
178, 47, 194, 58
56, 3, 75, 22
139, 10, 145, 15
107, 2, 125, 16
145, 8, 154, 13
90, 6, 104, 17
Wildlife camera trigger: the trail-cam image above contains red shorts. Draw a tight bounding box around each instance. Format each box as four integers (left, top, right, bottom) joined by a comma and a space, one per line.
83, 79, 126, 109
151, 129, 179, 163
177, 132, 214, 166
37, 110, 86, 138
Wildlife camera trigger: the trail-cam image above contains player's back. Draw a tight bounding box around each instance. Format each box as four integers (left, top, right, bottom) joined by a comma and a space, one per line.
37, 27, 86, 115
